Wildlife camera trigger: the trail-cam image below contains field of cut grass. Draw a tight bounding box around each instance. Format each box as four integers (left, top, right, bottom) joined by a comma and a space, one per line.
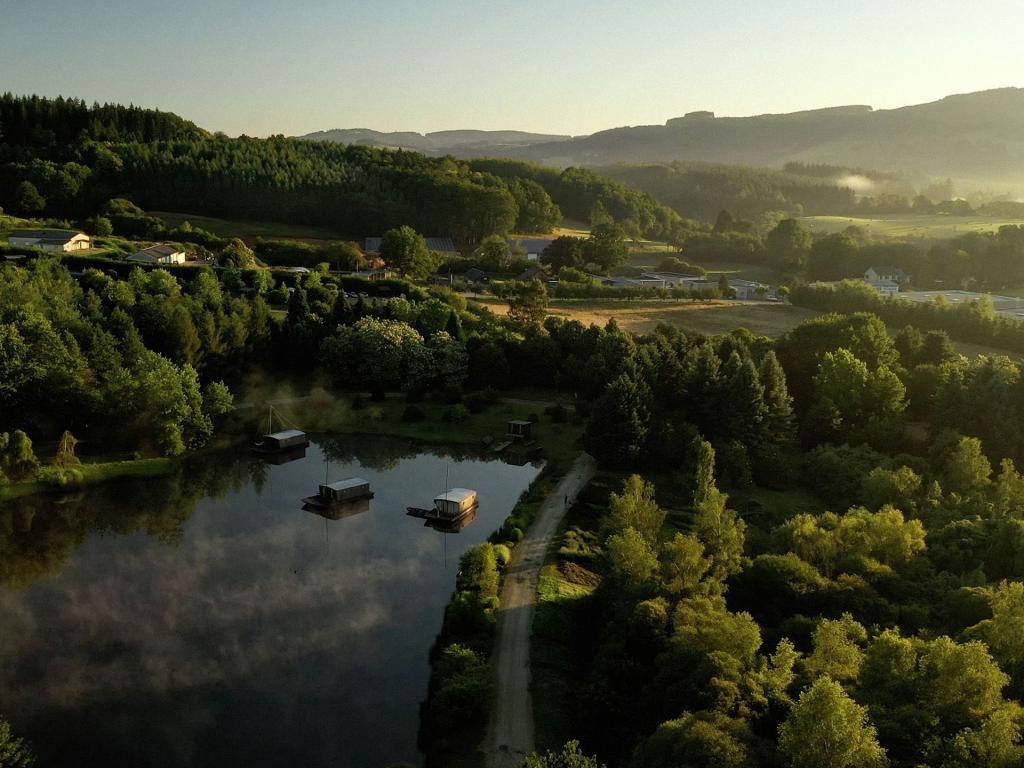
800, 214, 1024, 239
150, 212, 346, 242
477, 297, 817, 338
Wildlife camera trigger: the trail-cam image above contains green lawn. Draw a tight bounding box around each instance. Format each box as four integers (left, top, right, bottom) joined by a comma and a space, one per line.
150, 211, 347, 242
800, 214, 1024, 240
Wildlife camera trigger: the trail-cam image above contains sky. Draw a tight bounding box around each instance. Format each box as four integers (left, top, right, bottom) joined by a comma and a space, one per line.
2, 0, 1023, 138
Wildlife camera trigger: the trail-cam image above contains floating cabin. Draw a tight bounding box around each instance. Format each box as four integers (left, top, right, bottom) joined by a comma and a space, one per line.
507, 420, 533, 440
433, 488, 479, 520
253, 428, 309, 454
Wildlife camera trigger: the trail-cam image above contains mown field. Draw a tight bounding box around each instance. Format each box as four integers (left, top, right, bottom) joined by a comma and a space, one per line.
800, 214, 1024, 239
478, 297, 1024, 364
478, 298, 817, 337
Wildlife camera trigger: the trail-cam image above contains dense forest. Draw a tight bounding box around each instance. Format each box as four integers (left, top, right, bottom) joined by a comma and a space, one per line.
8, 238, 1024, 766
0, 94, 688, 245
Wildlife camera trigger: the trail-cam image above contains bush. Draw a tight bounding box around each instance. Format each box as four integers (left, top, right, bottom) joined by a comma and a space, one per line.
544, 403, 569, 423
442, 405, 470, 423
464, 391, 489, 414
493, 544, 512, 566
402, 404, 426, 422
528, 412, 540, 424
441, 383, 463, 404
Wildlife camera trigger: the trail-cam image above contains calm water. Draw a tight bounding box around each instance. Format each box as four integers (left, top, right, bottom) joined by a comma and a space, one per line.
0, 435, 540, 768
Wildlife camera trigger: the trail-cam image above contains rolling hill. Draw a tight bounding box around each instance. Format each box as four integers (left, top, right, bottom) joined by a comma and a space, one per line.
299, 89, 1024, 188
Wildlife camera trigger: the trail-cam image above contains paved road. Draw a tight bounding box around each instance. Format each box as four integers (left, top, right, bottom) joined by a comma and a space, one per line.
487, 453, 597, 768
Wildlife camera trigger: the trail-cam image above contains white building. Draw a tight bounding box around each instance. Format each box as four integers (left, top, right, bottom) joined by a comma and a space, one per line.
127, 244, 187, 265
9, 229, 90, 252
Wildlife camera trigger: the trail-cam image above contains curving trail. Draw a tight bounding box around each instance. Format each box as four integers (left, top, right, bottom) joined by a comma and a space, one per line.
487, 453, 597, 768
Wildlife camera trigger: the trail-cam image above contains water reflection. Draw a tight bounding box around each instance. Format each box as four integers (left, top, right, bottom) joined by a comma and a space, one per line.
0, 435, 540, 768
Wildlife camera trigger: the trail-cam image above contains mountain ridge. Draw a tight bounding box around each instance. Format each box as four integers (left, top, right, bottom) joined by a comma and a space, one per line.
297, 88, 1024, 187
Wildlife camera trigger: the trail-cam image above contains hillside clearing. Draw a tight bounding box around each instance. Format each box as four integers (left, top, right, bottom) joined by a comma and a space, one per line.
800, 214, 1024, 239
477, 298, 817, 337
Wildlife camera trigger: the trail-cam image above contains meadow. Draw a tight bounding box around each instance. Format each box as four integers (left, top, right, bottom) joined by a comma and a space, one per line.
800, 213, 1024, 239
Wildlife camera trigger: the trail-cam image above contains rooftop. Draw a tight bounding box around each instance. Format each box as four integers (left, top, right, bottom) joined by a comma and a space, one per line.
324, 477, 370, 491
10, 229, 84, 242
266, 429, 305, 440
434, 488, 477, 504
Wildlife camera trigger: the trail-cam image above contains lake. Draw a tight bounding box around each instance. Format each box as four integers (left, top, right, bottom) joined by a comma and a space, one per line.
0, 435, 541, 768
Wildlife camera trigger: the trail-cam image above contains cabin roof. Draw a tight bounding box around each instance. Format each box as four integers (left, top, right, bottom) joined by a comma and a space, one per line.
324, 477, 369, 491
266, 429, 305, 440
434, 488, 477, 504
508, 420, 532, 426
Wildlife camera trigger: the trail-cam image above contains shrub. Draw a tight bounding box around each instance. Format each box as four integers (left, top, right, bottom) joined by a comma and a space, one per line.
402, 404, 426, 422
528, 412, 540, 424
442, 405, 470, 423
493, 544, 512, 566
441, 383, 463, 404
544, 403, 569, 423
464, 392, 489, 414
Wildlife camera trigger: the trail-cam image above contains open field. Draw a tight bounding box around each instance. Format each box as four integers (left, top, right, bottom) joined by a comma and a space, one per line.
477, 298, 817, 337
150, 211, 346, 242
800, 214, 1024, 239
477, 297, 1024, 362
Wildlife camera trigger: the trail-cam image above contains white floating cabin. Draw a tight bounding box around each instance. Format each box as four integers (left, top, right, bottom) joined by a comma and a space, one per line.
253, 428, 310, 454
433, 488, 479, 521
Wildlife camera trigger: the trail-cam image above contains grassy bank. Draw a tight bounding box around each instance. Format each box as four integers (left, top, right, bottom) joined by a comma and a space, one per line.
0, 457, 174, 501
530, 475, 609, 753
261, 388, 582, 468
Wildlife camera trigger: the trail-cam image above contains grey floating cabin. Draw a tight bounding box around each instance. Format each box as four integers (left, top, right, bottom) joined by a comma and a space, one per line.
319, 478, 373, 503
303, 477, 374, 510
254, 428, 309, 454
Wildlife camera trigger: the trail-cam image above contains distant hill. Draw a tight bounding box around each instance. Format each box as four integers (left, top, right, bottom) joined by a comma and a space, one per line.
504, 89, 1024, 186
300, 89, 1024, 188
298, 128, 570, 154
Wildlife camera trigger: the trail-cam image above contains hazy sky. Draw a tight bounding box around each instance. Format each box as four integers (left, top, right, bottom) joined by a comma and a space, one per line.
2, 0, 1023, 137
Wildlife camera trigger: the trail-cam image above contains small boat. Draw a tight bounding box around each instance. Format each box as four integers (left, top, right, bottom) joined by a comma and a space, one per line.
303, 477, 374, 510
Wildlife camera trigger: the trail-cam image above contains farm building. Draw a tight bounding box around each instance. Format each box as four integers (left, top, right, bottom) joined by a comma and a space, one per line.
508, 238, 555, 262
599, 275, 667, 289
463, 267, 489, 284
517, 265, 547, 281
9, 229, 90, 252
128, 244, 187, 265
728, 278, 769, 300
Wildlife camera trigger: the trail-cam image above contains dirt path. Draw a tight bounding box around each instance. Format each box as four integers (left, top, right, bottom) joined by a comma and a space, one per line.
487, 453, 597, 768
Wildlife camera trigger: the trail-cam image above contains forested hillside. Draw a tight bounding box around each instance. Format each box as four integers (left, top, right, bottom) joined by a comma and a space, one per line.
597, 162, 905, 221
3, 94, 667, 243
